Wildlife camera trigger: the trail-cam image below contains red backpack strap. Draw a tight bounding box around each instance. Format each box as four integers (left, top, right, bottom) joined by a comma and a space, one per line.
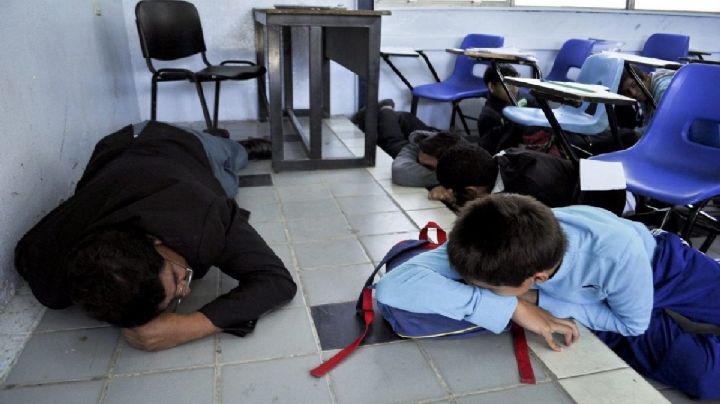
309, 222, 446, 378
418, 221, 447, 246
511, 322, 537, 384
310, 288, 375, 377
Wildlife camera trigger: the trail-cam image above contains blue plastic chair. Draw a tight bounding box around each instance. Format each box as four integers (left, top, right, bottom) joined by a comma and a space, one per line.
592, 64, 720, 245
411, 34, 504, 134
545, 39, 595, 82
639, 33, 689, 72
502, 54, 625, 135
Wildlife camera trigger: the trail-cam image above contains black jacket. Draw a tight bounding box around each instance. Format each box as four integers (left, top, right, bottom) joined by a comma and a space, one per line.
496, 148, 577, 208
14, 122, 296, 333
477, 96, 530, 155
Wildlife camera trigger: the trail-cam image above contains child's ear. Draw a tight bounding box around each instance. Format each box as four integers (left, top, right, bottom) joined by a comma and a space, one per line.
533, 271, 550, 284
487, 82, 497, 95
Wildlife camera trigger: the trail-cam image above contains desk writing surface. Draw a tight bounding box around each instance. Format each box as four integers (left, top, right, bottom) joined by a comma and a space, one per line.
505, 77, 636, 105
255, 8, 390, 16
463, 47, 536, 62
600, 51, 683, 70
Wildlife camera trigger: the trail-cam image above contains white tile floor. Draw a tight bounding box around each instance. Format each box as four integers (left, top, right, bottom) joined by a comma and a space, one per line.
1, 118, 719, 403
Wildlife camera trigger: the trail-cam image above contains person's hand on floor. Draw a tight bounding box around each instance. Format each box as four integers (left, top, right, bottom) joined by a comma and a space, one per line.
122, 311, 220, 351
428, 185, 454, 202
512, 299, 579, 352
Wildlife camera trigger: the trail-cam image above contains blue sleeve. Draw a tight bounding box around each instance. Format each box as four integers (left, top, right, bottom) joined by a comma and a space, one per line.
539, 245, 653, 336
375, 250, 517, 334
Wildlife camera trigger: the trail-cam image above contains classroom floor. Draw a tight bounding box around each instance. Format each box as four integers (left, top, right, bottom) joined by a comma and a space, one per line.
1, 118, 719, 404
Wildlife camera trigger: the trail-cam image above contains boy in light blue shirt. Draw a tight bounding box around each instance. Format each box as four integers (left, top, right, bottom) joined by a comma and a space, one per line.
375, 194, 720, 399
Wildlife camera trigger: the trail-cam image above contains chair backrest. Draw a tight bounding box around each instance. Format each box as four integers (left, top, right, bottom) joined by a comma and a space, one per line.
135, 0, 206, 61
545, 39, 595, 82
556, 54, 625, 134
641, 33, 689, 62
627, 64, 720, 176
447, 34, 505, 85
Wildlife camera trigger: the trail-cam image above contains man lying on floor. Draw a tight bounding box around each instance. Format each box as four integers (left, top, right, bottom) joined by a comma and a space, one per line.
14, 121, 296, 351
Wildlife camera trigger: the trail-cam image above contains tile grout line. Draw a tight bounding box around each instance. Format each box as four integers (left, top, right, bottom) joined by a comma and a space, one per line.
96, 331, 123, 404
414, 340, 454, 401
269, 175, 340, 404
214, 267, 222, 404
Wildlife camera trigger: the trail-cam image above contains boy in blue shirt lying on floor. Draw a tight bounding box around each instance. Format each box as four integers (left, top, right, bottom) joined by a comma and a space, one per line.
375, 194, 720, 399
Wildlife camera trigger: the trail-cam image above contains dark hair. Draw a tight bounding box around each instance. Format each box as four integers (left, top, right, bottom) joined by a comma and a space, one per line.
417, 131, 464, 158
448, 194, 566, 287
66, 226, 166, 327
436, 144, 498, 207
619, 69, 649, 94
483, 64, 519, 85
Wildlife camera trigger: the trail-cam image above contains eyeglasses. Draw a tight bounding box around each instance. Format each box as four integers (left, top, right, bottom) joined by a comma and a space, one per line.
163, 257, 193, 313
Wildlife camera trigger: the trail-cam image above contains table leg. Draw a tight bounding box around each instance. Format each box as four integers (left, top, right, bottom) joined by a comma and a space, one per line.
605, 103, 624, 149
364, 20, 381, 165
267, 24, 285, 171
529, 61, 543, 80
254, 20, 268, 122
534, 93, 578, 162
322, 29, 331, 119
282, 26, 293, 112
494, 61, 518, 106
309, 25, 323, 159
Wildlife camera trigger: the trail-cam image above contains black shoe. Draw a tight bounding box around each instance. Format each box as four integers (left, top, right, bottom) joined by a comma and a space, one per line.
351, 107, 366, 132
239, 138, 272, 160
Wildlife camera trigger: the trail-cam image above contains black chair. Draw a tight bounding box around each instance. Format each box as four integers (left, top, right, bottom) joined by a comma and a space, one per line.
135, 0, 265, 137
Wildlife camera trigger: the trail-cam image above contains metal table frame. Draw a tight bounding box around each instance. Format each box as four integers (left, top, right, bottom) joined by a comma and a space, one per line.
450, 48, 543, 106
505, 77, 637, 163
254, 8, 389, 171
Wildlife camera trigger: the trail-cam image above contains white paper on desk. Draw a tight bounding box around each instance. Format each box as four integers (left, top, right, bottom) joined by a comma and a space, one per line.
579, 159, 627, 191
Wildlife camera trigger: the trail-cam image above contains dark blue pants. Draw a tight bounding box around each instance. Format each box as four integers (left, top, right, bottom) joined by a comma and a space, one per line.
595, 232, 720, 399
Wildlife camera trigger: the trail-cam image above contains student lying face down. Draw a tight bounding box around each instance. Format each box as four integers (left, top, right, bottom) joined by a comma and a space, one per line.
391, 131, 467, 202
435, 144, 628, 215
376, 193, 720, 399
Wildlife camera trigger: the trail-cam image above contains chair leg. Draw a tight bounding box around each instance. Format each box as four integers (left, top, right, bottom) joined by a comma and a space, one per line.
680, 202, 707, 241
213, 81, 221, 130
449, 102, 458, 130
699, 233, 717, 253
193, 80, 214, 131
151, 76, 158, 121
456, 104, 472, 136
411, 96, 419, 116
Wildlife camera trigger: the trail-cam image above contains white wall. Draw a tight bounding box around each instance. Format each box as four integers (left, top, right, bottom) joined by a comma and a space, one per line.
123, 2, 720, 129
0, 0, 140, 305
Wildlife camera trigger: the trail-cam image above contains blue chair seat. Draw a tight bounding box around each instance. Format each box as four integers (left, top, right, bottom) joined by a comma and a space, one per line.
502, 54, 625, 136
503, 105, 607, 135
412, 81, 488, 102
593, 151, 720, 206
411, 33, 504, 134
590, 63, 720, 245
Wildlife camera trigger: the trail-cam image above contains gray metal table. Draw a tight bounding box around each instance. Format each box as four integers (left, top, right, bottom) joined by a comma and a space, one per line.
254, 8, 390, 172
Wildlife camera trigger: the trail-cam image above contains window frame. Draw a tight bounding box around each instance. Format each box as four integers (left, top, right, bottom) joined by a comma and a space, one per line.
374, 0, 720, 15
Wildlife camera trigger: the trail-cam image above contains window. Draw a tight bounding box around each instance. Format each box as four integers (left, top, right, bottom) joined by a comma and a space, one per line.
376, 0, 719, 13
514, 0, 624, 8
634, 0, 720, 13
